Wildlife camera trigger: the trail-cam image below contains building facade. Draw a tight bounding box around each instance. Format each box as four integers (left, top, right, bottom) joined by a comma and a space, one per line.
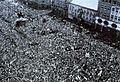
68, 0, 98, 23
96, 0, 120, 30
110, 6, 120, 23
19, 0, 120, 30
98, 0, 120, 21
68, 3, 96, 23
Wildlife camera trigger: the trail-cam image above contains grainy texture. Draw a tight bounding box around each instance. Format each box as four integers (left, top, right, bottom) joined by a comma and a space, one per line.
0, 0, 120, 82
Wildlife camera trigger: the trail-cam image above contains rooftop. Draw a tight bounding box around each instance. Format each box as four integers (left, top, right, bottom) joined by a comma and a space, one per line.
71, 0, 99, 10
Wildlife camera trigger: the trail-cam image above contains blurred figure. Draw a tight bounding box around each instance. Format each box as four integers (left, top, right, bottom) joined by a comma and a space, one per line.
16, 11, 24, 18
15, 11, 27, 27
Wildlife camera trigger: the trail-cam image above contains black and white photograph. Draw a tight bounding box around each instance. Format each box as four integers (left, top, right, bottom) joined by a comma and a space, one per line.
0, 0, 120, 82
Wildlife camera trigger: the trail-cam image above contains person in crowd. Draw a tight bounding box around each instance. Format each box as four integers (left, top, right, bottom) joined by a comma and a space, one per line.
16, 11, 24, 18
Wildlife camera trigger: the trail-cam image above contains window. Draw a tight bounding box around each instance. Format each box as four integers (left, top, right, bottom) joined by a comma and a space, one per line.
109, 0, 111, 3
75, 12, 77, 17
105, 0, 108, 2
101, 7, 104, 9
116, 11, 118, 13
114, 1, 117, 4
104, 7, 107, 10
86, 17, 88, 20
112, 8, 115, 11
111, 15, 114, 19
77, 8, 80, 13
86, 11, 89, 15
115, 16, 117, 20
116, 8, 119, 10
75, 9, 77, 13
84, 10, 86, 14
118, 17, 120, 21
83, 16, 85, 18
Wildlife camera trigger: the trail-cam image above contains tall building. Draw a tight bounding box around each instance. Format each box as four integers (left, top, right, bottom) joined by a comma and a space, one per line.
98, 0, 120, 23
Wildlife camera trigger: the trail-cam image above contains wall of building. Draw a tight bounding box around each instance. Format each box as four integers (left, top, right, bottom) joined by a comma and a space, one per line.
68, 3, 96, 23
110, 6, 120, 23
96, 16, 120, 30
98, 0, 120, 20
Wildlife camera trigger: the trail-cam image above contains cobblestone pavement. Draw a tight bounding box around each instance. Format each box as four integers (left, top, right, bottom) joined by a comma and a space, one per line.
0, 0, 120, 82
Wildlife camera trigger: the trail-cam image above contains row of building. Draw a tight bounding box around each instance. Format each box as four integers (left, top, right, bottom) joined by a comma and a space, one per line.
68, 0, 120, 31
25, 0, 120, 31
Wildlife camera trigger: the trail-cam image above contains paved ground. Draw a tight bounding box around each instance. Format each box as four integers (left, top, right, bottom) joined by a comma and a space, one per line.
0, 0, 120, 82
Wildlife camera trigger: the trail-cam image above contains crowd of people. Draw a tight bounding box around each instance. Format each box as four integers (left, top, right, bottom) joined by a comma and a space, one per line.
0, 0, 120, 82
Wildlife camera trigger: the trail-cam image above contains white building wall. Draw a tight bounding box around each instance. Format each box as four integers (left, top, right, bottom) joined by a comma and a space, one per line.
68, 3, 96, 23
96, 16, 120, 31
110, 6, 120, 23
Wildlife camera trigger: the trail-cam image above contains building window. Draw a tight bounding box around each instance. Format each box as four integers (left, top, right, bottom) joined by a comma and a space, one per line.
75, 9, 77, 13
107, 16, 109, 18
116, 11, 118, 13
111, 15, 114, 19
75, 13, 77, 17
112, 8, 115, 11
101, 6, 104, 9
86, 11, 89, 15
84, 10, 86, 14
105, 0, 108, 2
118, 17, 120, 21
109, 0, 111, 3
114, 1, 117, 4
115, 16, 117, 20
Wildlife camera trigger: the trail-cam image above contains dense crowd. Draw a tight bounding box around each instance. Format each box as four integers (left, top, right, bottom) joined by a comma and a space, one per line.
0, 0, 120, 82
